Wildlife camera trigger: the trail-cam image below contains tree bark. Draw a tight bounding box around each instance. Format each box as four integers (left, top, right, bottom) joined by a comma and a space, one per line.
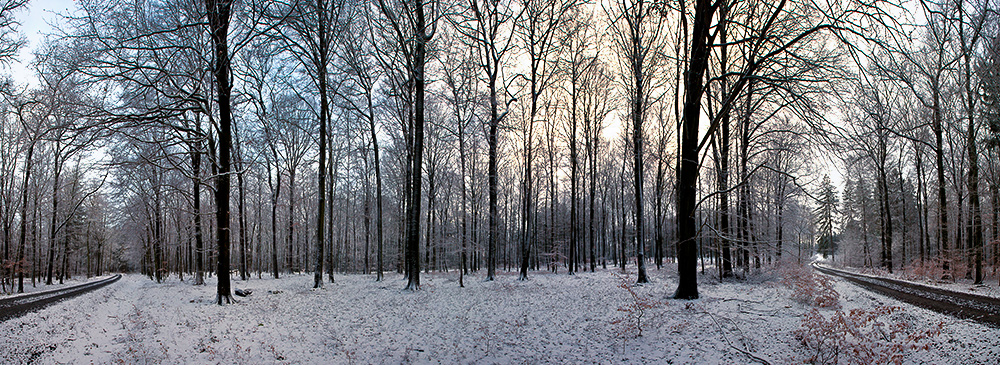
205, 0, 234, 305
192, 128, 206, 285
404, 0, 428, 290
45, 145, 61, 286
16, 139, 35, 293
674, 0, 714, 300
932, 82, 950, 277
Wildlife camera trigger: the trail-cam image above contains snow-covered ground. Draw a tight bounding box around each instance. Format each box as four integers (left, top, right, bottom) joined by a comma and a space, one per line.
2, 265, 997, 364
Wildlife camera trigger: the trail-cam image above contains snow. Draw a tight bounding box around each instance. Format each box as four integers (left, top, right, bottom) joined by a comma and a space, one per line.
827, 264, 1000, 300
1, 275, 113, 298
2, 265, 998, 364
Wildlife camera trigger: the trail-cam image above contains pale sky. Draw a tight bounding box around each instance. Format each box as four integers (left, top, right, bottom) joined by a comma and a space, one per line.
9, 0, 77, 87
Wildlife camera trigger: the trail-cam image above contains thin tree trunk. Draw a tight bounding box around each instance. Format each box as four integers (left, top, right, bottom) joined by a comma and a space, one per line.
313, 0, 330, 289
932, 83, 950, 277
46, 147, 61, 286
191, 125, 206, 285
368, 98, 384, 282
237, 137, 249, 282
16, 141, 35, 293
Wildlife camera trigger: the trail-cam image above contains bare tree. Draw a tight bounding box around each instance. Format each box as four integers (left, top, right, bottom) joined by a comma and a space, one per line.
513, 0, 578, 280
205, 0, 236, 304
334, 1, 386, 281
605, 0, 669, 284
453, 0, 518, 281
439, 25, 479, 285
270, 0, 345, 288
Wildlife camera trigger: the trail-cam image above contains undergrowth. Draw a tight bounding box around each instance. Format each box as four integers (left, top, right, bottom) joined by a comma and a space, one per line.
796, 306, 942, 364
780, 264, 840, 308
610, 273, 663, 339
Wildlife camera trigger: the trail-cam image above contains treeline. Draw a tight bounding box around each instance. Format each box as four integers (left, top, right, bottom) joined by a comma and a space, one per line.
0, 0, 997, 299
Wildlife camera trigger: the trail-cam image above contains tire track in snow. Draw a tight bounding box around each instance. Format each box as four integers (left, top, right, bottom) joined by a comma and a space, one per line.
812, 264, 1000, 327
0, 274, 122, 322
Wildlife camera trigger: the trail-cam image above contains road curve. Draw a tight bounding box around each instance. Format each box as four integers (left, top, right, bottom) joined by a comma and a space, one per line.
812, 264, 1000, 327
0, 274, 122, 322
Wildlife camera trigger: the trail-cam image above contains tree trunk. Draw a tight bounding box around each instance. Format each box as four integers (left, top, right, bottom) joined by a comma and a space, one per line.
718, 0, 733, 278
287, 167, 296, 273
404, 0, 428, 290
16, 141, 35, 293
193, 131, 206, 285
487, 59, 499, 282
570, 90, 579, 274
915, 141, 926, 265
46, 146, 61, 286
313, 0, 330, 289
205, 0, 234, 305
154, 175, 163, 283
674, 0, 714, 300
368, 98, 384, 282
459, 121, 468, 287
237, 136, 249, 282
269, 153, 281, 279
933, 83, 950, 278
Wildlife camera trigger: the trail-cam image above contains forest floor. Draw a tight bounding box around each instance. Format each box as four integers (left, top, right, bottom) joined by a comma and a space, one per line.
1, 263, 998, 364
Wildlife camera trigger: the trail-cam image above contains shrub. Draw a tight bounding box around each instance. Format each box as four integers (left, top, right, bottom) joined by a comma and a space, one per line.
781, 264, 840, 308
796, 306, 942, 365
900, 258, 949, 282
610, 273, 663, 338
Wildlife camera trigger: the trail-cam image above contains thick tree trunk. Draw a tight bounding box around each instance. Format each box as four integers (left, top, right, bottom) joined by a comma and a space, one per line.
717, 1, 733, 278
154, 177, 163, 283
631, 14, 648, 284
878, 162, 893, 273
404, 0, 428, 290
206, 0, 234, 305
966, 94, 984, 285
589, 118, 598, 273
570, 96, 579, 274
519, 94, 536, 281
287, 168, 296, 273
487, 64, 499, 282
674, 0, 714, 300
737, 86, 753, 273
915, 142, 926, 265
459, 124, 468, 286
313, 0, 330, 289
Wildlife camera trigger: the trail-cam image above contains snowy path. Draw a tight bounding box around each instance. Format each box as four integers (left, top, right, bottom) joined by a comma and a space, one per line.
0, 275, 120, 322
814, 264, 1000, 325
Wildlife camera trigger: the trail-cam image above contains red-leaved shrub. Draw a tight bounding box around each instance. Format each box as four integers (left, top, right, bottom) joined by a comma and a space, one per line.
781, 264, 840, 308
610, 273, 663, 338
796, 306, 943, 364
